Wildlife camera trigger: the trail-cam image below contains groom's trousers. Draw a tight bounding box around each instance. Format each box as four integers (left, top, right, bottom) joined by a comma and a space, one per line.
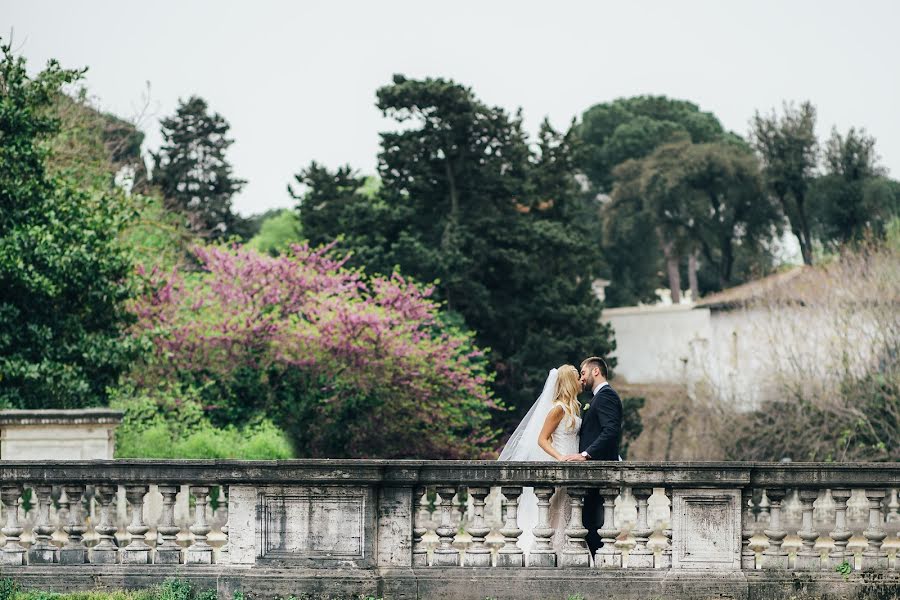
583, 488, 603, 557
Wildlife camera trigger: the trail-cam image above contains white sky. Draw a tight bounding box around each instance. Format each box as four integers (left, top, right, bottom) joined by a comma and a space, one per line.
5, 0, 899, 216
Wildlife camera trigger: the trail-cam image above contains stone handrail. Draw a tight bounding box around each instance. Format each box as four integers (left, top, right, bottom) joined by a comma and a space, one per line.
0, 460, 898, 598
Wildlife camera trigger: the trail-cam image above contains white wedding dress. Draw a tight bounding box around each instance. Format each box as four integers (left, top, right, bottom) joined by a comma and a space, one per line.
498, 369, 581, 558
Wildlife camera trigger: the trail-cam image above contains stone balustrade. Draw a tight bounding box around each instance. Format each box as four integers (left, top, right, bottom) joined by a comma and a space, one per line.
0, 460, 898, 599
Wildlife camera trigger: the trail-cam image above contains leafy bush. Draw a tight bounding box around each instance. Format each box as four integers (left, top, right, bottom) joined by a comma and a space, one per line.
112, 386, 292, 459
129, 243, 498, 458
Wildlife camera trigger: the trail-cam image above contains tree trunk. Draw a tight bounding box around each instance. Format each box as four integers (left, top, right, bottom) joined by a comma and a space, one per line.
688, 250, 700, 302
658, 229, 681, 304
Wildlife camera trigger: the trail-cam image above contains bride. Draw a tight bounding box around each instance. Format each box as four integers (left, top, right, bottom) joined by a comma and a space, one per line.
498, 365, 582, 557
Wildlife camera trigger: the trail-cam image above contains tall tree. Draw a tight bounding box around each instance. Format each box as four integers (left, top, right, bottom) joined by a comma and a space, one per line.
576, 96, 740, 305
0, 43, 137, 409
750, 102, 818, 265
291, 75, 615, 417
151, 96, 246, 239
812, 127, 899, 244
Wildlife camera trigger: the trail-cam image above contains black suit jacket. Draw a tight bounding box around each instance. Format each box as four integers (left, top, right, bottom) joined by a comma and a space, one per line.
578, 384, 623, 460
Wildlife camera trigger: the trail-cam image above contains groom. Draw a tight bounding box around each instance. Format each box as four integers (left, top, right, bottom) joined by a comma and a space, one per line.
562, 356, 623, 556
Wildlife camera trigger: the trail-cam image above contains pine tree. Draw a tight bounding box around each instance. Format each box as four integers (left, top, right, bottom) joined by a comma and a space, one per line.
152, 96, 245, 239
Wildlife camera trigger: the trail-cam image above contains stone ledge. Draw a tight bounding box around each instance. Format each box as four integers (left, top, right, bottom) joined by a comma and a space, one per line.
0, 409, 124, 426
2, 566, 898, 600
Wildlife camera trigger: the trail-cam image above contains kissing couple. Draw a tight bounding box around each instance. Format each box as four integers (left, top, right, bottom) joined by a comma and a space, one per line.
498, 356, 623, 559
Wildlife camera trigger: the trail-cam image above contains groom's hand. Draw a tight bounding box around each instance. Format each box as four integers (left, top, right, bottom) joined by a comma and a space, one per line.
562, 454, 587, 462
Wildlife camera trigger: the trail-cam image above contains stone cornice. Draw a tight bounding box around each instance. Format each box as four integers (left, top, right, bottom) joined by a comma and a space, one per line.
0, 459, 896, 487
0, 409, 124, 426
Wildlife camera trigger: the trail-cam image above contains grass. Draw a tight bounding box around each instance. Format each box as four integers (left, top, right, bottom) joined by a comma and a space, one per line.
0, 579, 221, 600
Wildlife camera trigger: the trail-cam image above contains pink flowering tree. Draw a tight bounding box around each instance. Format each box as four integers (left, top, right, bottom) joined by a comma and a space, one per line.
130, 242, 499, 458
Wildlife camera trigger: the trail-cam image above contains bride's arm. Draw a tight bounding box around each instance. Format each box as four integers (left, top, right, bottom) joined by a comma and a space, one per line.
537, 406, 565, 461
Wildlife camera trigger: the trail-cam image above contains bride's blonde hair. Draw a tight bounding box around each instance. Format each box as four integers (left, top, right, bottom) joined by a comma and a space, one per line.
554, 364, 581, 430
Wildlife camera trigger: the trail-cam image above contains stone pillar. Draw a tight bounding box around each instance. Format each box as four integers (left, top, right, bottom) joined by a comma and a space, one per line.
560, 487, 590, 568
658, 487, 673, 570
796, 489, 820, 570
886, 488, 899, 523
90, 484, 119, 564
155, 485, 182, 564
412, 486, 428, 567
121, 485, 151, 564
59, 484, 88, 564
628, 487, 654, 568
218, 486, 229, 559
527, 486, 556, 567
433, 485, 460, 567
496, 486, 524, 567
0, 484, 26, 565
741, 488, 756, 570
762, 488, 788, 569
862, 489, 888, 570
595, 486, 621, 569
463, 487, 491, 567
828, 489, 853, 570
186, 485, 213, 564
29, 485, 57, 564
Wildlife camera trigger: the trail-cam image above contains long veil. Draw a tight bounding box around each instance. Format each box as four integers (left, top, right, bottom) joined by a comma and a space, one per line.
498, 368, 559, 461
497, 369, 559, 558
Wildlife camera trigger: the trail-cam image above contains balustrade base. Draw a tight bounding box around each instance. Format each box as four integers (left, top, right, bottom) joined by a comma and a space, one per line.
628, 549, 654, 569
185, 548, 213, 565
495, 552, 523, 567
861, 554, 889, 571
57, 548, 87, 565
90, 548, 118, 565
794, 553, 822, 571
154, 548, 182, 564
559, 551, 590, 568
0, 550, 26, 566
462, 551, 491, 567
526, 551, 556, 568
27, 549, 56, 564
2, 565, 898, 600
595, 550, 621, 568
762, 553, 789, 570
120, 549, 151, 565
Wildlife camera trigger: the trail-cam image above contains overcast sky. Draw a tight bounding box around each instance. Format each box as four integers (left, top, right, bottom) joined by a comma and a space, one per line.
5, 0, 899, 216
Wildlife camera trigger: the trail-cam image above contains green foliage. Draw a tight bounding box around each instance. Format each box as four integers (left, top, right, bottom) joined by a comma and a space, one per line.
151, 96, 246, 240
836, 559, 853, 579
112, 385, 293, 459
751, 102, 819, 266
0, 42, 138, 409
576, 95, 748, 305
246, 208, 302, 255
291, 76, 615, 423
812, 128, 899, 244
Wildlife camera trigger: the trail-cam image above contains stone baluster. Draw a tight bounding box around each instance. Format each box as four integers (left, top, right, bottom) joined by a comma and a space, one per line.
595, 486, 621, 568
0, 485, 26, 565
628, 487, 654, 568
762, 488, 788, 569
496, 486, 524, 567
796, 489, 821, 570
432, 485, 461, 566
121, 485, 151, 564
60, 484, 88, 564
463, 486, 491, 567
528, 486, 556, 567
412, 486, 428, 566
156, 485, 182, 564
187, 485, 213, 564
218, 486, 229, 559
827, 489, 853, 570
741, 488, 757, 570
560, 488, 590, 568
658, 487, 673, 570
29, 485, 57, 564
886, 488, 899, 523
91, 485, 119, 564
862, 489, 888, 570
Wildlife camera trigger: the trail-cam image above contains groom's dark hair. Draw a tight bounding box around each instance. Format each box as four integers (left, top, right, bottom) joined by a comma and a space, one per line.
581, 356, 609, 379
